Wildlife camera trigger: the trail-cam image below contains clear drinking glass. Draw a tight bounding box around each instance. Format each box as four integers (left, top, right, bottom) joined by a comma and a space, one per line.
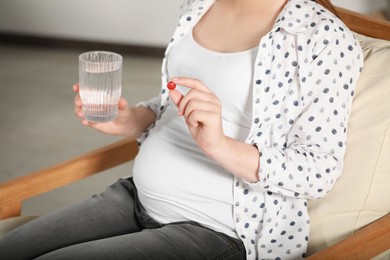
79, 51, 122, 123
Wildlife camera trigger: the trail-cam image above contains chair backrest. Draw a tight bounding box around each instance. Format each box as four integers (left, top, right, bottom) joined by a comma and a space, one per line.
337, 7, 390, 40
307, 7, 390, 255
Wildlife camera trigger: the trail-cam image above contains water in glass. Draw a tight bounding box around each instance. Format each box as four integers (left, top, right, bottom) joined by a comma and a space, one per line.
79, 51, 122, 123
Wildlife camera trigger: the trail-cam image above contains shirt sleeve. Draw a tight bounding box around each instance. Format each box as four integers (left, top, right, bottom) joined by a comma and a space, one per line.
180, 0, 196, 16
136, 95, 162, 145
136, 95, 162, 117
249, 29, 363, 200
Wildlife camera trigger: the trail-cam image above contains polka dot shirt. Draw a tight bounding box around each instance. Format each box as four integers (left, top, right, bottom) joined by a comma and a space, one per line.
138, 0, 364, 259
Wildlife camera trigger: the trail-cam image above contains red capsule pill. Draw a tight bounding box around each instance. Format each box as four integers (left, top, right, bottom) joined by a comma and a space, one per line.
167, 81, 176, 90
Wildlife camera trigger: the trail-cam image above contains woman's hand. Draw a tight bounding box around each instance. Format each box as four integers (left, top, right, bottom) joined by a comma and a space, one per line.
73, 84, 155, 138
168, 77, 260, 183
168, 78, 227, 156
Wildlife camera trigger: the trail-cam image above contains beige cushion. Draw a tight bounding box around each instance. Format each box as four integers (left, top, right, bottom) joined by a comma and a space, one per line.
307, 33, 390, 256
0, 216, 38, 238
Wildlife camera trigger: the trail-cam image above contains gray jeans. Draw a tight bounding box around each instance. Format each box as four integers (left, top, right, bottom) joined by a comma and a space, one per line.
0, 177, 246, 260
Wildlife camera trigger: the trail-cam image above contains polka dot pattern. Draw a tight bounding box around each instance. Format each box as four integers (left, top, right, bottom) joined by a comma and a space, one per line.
138, 0, 363, 259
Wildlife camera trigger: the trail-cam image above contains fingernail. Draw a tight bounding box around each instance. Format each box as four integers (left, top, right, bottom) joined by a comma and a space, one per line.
171, 77, 180, 82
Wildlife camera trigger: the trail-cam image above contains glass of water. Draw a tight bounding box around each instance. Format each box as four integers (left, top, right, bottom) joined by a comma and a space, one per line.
79, 51, 122, 123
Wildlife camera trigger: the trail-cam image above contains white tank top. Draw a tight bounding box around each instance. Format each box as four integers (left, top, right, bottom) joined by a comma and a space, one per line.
133, 29, 258, 238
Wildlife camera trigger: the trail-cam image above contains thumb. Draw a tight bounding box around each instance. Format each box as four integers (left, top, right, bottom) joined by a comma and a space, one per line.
169, 89, 183, 107
118, 98, 129, 111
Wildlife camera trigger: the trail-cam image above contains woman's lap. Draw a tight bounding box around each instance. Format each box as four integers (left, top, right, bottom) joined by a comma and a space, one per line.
0, 177, 245, 260
36, 222, 245, 260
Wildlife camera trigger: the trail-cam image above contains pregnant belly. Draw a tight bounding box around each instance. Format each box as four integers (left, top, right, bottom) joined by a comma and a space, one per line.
132, 129, 235, 235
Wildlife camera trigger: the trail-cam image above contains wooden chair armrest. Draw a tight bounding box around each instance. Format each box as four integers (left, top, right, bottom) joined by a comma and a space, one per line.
307, 213, 390, 259
0, 138, 139, 220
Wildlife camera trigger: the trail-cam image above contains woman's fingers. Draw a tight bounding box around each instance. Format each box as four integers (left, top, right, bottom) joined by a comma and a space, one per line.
73, 83, 79, 92
168, 78, 225, 154
73, 83, 86, 122
169, 77, 218, 115
74, 97, 81, 115
82, 119, 91, 126
171, 77, 212, 93
186, 110, 217, 129
179, 90, 217, 116
168, 77, 220, 125
169, 89, 184, 108
74, 94, 82, 107
118, 97, 129, 111
183, 98, 220, 127
73, 83, 82, 115
74, 93, 83, 117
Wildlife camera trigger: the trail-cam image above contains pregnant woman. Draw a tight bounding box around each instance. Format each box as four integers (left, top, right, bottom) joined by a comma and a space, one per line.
0, 0, 363, 259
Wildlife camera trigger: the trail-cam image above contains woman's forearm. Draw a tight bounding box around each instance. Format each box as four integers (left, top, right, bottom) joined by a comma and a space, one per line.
207, 137, 260, 183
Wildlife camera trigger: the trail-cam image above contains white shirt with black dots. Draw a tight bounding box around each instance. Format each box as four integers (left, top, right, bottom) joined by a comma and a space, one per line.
137, 0, 364, 259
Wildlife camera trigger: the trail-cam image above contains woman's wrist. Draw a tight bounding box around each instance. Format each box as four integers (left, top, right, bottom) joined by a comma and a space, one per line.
122, 106, 156, 138
207, 137, 260, 183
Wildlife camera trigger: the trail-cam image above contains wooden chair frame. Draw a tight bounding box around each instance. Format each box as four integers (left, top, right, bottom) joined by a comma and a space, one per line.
1, 7, 389, 259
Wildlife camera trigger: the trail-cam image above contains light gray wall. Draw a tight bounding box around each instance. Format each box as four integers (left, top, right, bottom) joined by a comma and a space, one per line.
0, 0, 182, 47
0, 0, 387, 47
